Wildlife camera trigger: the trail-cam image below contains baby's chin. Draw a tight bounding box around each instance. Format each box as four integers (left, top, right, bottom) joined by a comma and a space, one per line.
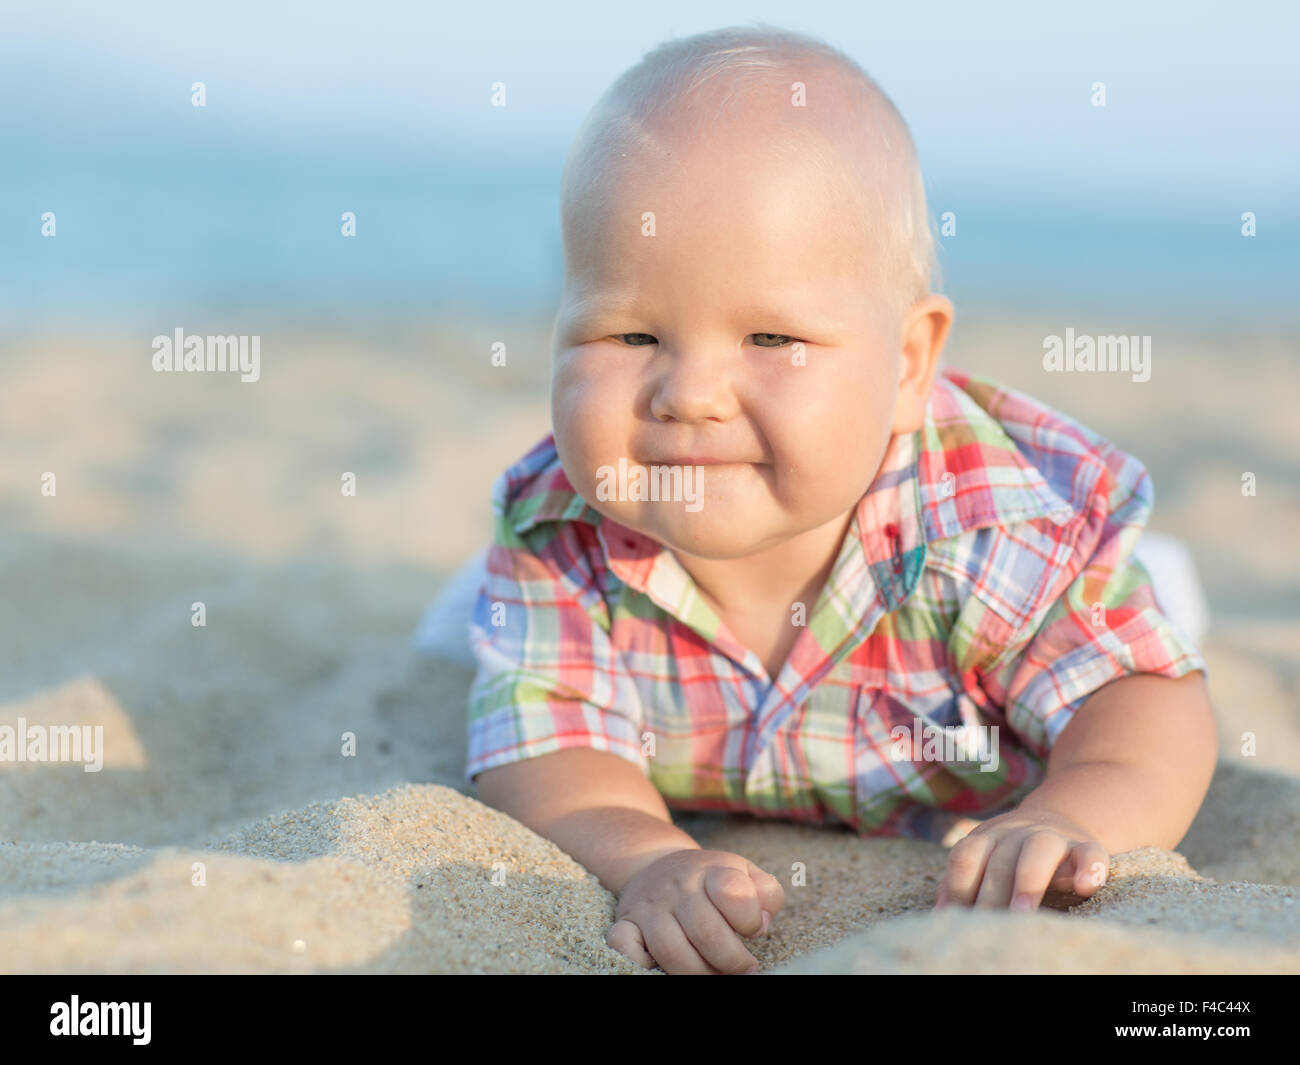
599, 500, 790, 561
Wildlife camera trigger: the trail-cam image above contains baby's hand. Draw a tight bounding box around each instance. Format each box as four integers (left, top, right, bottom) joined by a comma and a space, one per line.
607, 849, 785, 974
933, 808, 1110, 911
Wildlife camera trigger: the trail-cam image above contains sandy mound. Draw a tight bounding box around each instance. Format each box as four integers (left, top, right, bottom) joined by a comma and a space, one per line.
2, 776, 1298, 974
1, 785, 637, 974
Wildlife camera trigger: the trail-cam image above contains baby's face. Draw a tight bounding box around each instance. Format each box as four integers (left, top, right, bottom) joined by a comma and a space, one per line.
551, 117, 928, 561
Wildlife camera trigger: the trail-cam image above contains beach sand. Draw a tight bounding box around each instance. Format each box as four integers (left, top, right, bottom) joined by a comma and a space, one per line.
1, 316, 1297, 973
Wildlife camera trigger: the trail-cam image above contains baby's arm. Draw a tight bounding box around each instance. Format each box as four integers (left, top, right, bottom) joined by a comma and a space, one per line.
1016, 670, 1216, 853
936, 670, 1217, 909
476, 748, 784, 972
476, 747, 700, 894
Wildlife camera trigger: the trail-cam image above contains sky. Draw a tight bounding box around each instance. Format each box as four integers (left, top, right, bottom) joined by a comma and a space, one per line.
2, 0, 1296, 325
5, 0, 1295, 197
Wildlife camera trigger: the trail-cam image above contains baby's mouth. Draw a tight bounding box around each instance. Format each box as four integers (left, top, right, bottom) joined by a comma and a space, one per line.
640, 455, 766, 467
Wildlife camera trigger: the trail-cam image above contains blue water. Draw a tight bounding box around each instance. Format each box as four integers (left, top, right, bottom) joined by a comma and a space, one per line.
2, 128, 1296, 332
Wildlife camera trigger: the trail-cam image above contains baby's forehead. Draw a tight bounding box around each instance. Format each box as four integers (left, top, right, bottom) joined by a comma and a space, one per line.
561, 55, 929, 311
570, 122, 886, 298
575, 69, 905, 232
599, 65, 887, 175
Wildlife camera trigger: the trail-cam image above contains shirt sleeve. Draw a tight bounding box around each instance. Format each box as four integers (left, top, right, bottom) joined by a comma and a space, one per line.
464, 519, 649, 783
972, 449, 1208, 759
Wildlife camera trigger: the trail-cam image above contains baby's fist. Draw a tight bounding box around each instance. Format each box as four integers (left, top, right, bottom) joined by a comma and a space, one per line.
608, 849, 784, 974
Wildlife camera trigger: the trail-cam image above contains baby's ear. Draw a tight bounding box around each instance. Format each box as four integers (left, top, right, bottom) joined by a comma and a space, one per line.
892, 293, 954, 434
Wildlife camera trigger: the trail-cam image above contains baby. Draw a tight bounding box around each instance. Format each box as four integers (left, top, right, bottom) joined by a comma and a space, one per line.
465, 25, 1216, 974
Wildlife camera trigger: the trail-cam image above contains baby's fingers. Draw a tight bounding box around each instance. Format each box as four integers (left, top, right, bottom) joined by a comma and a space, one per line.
704, 865, 766, 938
974, 833, 1039, 908
675, 891, 759, 974
639, 912, 717, 974
939, 831, 995, 907
1066, 843, 1110, 898
1007, 830, 1071, 911
744, 860, 785, 921
606, 918, 657, 968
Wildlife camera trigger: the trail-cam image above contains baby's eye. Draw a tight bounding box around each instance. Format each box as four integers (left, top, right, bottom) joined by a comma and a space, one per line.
750, 333, 794, 347
615, 333, 658, 346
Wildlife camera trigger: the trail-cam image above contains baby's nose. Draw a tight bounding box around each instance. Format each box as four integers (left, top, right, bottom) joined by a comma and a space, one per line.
649, 352, 739, 422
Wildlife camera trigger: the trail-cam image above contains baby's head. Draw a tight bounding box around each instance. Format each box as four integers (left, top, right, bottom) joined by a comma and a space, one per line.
550, 25, 953, 560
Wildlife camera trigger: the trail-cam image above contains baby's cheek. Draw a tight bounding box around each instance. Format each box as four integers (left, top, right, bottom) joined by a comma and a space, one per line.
759, 370, 881, 463
777, 411, 890, 520
554, 372, 634, 484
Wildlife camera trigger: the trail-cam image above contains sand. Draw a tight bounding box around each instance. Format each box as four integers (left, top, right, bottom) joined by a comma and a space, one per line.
1, 318, 1298, 973
3, 769, 1299, 973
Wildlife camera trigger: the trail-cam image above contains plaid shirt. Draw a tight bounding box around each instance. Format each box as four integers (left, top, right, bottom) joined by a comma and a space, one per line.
465, 368, 1206, 842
